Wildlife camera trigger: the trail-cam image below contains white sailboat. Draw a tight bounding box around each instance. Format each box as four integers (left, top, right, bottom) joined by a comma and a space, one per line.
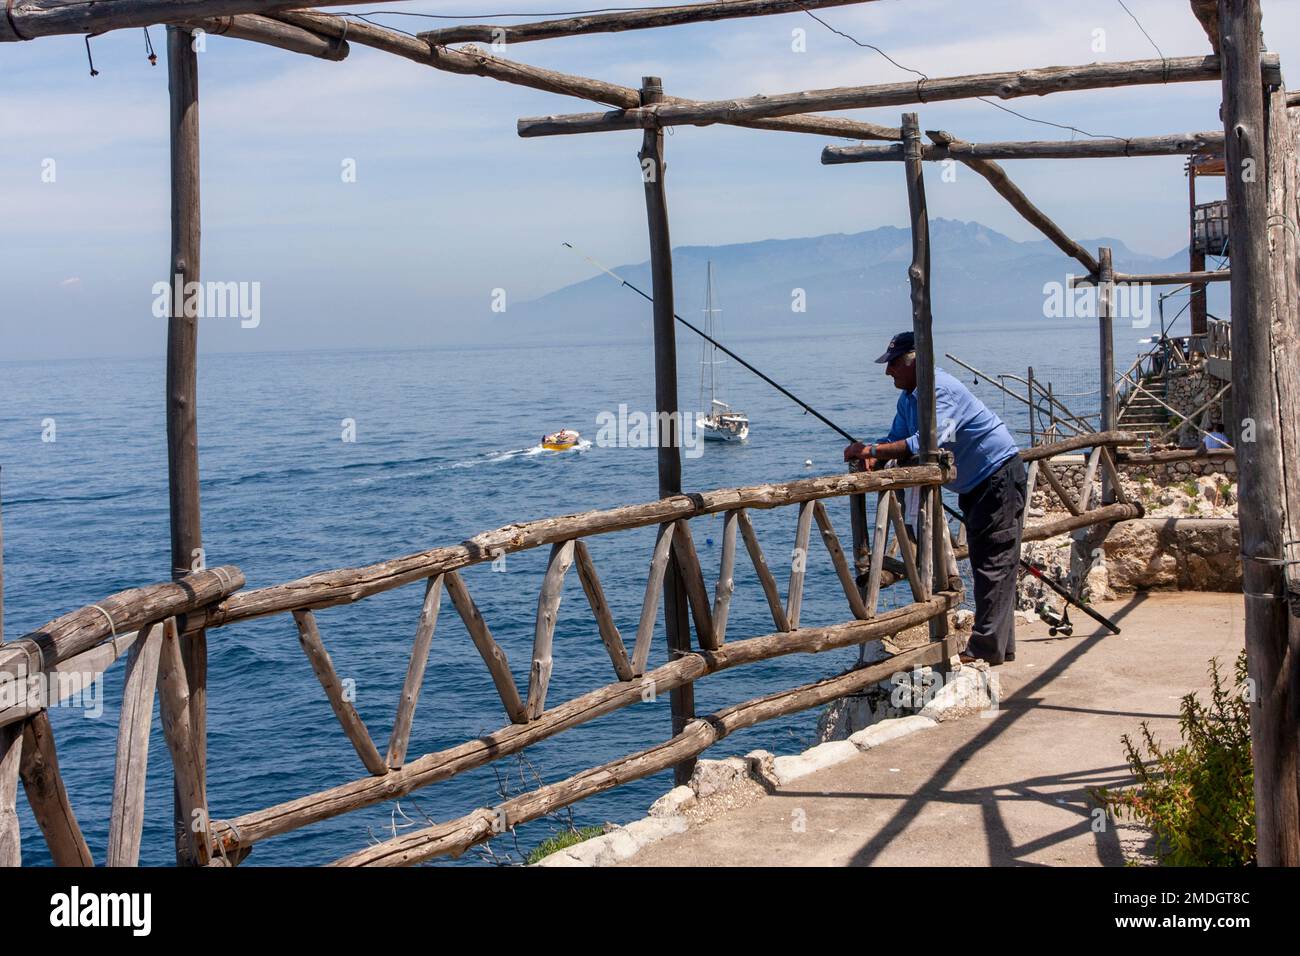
697, 262, 749, 443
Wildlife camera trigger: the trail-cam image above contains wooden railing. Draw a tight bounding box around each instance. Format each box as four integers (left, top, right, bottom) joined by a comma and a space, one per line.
1, 438, 1144, 868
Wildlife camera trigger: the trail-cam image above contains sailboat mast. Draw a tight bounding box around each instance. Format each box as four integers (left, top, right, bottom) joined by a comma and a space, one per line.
706, 261, 717, 407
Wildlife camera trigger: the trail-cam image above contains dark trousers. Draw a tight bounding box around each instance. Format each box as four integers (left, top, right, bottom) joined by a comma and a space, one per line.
958, 455, 1027, 663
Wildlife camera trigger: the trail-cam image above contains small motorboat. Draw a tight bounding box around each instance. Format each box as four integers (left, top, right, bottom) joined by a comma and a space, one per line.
542, 428, 581, 451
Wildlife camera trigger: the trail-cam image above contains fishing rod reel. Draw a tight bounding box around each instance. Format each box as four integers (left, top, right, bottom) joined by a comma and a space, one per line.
1035, 599, 1073, 637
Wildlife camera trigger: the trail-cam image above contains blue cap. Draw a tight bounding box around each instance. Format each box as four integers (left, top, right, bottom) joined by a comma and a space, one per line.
875, 330, 915, 364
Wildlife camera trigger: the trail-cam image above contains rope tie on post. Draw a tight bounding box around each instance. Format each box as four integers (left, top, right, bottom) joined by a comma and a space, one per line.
88, 604, 117, 639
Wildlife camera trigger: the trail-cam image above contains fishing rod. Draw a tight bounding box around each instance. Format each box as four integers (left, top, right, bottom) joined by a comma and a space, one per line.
563, 241, 860, 444
940, 501, 1121, 635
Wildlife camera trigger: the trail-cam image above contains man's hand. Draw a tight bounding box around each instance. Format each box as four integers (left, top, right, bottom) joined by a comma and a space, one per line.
843, 442, 878, 471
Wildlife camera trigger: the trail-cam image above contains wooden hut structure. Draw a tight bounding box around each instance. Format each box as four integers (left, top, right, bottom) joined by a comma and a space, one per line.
0, 0, 1297, 867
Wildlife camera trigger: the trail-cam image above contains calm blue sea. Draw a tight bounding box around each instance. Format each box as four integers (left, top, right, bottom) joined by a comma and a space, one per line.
0, 317, 1114, 865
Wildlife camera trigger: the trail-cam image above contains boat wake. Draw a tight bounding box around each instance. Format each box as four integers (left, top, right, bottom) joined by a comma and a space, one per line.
525, 439, 592, 456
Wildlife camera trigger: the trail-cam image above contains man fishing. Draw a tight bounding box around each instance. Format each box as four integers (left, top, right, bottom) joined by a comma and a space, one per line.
843, 331, 1026, 665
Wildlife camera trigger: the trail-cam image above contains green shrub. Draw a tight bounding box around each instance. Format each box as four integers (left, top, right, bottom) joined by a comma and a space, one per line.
526, 825, 607, 865
1094, 651, 1254, 866
1180, 478, 1200, 498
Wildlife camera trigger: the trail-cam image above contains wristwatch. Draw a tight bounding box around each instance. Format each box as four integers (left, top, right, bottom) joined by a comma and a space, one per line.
869, 442, 878, 459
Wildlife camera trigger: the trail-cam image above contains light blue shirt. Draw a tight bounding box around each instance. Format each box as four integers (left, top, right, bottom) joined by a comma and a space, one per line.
877, 367, 1020, 494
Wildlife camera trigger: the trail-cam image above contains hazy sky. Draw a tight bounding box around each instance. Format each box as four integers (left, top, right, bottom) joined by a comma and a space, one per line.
1, 0, 1296, 359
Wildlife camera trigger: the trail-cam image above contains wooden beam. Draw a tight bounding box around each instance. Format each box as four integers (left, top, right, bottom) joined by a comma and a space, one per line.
824, 131, 1226, 163
1098, 247, 1117, 503
214, 594, 953, 855
106, 622, 162, 867
711, 510, 740, 643
1190, 0, 1221, 53
291, 610, 390, 775
1071, 269, 1231, 286
420, 0, 883, 46
165, 24, 208, 867
1, 629, 144, 730
0, 566, 242, 684
1076, 446, 1103, 513
785, 501, 815, 629
640, 75, 695, 786
1264, 83, 1300, 597
19, 712, 93, 866
887, 493, 925, 603
1019, 430, 1142, 461
386, 575, 442, 769
527, 541, 575, 720
333, 632, 954, 866
954, 501, 1144, 562
274, 11, 899, 141
196, 466, 945, 631
188, 13, 348, 60
0, 723, 20, 865
572, 541, 633, 681
442, 572, 528, 725
863, 491, 892, 616
736, 510, 792, 633
632, 522, 676, 676
0, 0, 396, 41
518, 55, 1281, 137
925, 129, 1099, 275
812, 501, 869, 620
671, 520, 717, 651
1038, 459, 1082, 516
157, 618, 210, 866
902, 112, 941, 642
1220, 0, 1300, 866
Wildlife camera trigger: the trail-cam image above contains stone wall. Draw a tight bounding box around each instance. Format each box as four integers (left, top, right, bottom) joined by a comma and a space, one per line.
1100, 518, 1241, 594
1029, 452, 1235, 514
1164, 367, 1228, 434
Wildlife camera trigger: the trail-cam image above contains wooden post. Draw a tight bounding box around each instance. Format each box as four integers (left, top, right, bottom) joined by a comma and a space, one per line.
20, 712, 93, 866
573, 541, 634, 679
528, 541, 576, 719
292, 610, 390, 773
712, 510, 740, 643
387, 575, 443, 768
157, 618, 210, 866
106, 622, 162, 866
1027, 367, 1036, 446
639, 75, 694, 786
0, 723, 19, 866
166, 25, 207, 865
1218, 0, 1300, 865
1189, 159, 1209, 335
901, 112, 945, 641
1098, 247, 1117, 504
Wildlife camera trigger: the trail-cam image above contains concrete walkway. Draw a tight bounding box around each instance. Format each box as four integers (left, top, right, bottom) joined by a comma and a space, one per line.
624, 592, 1244, 867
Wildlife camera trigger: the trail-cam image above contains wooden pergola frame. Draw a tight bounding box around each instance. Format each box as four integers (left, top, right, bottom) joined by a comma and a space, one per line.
2, 0, 1298, 868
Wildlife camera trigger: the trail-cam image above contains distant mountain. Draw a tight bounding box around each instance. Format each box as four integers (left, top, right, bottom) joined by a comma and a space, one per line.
498, 219, 1225, 342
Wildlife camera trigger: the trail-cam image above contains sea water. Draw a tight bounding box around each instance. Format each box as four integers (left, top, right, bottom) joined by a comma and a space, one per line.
0, 317, 1112, 865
